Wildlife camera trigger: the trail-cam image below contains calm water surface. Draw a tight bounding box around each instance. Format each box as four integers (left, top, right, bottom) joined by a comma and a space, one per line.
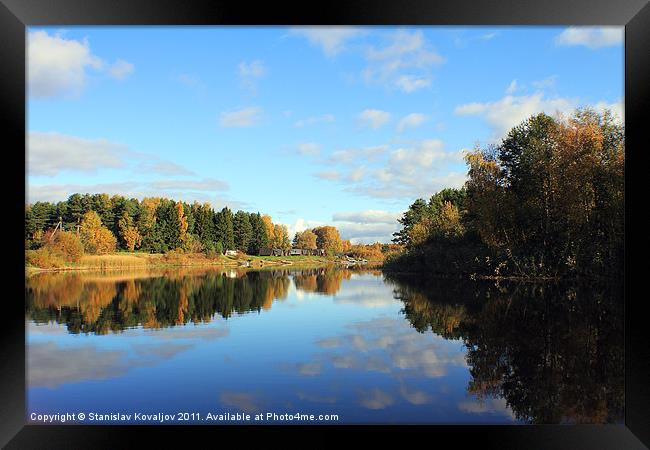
25, 267, 623, 424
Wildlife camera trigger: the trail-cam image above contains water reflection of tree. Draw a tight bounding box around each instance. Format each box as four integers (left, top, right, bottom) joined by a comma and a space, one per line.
292, 268, 353, 295
26, 269, 295, 334
385, 274, 623, 424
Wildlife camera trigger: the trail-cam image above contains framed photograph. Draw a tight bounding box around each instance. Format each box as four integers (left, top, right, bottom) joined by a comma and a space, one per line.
3, 0, 648, 447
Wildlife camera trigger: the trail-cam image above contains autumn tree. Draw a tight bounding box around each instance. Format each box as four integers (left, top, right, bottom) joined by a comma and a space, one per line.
117, 210, 142, 251
49, 230, 84, 262
79, 210, 117, 254
261, 215, 275, 247
312, 226, 343, 256
272, 224, 291, 250
388, 108, 624, 278
176, 201, 189, 244
293, 230, 317, 249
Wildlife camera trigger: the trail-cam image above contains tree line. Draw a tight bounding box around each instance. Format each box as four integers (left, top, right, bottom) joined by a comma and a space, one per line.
25, 194, 355, 263
385, 108, 624, 279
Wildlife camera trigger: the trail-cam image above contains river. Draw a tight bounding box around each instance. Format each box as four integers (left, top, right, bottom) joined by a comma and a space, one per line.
25, 267, 623, 424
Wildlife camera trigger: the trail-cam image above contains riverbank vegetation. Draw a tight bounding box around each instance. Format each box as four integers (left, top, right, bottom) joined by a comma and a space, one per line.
25, 193, 357, 269
384, 108, 624, 280
26, 108, 622, 278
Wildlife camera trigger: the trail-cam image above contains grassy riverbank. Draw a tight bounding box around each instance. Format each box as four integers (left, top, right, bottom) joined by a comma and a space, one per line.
25, 250, 337, 274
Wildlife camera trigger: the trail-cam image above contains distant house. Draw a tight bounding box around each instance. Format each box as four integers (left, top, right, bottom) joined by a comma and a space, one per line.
287, 248, 325, 256
272, 248, 284, 256
258, 247, 272, 256
225, 250, 238, 257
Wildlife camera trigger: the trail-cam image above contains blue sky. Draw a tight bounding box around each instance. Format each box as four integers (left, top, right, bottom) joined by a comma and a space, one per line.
27, 26, 623, 243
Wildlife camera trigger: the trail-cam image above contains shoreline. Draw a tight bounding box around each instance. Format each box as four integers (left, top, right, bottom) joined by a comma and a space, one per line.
25, 253, 342, 276
379, 268, 619, 283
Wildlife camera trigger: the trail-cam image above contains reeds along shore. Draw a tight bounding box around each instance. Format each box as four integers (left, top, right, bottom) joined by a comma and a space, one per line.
25, 251, 340, 274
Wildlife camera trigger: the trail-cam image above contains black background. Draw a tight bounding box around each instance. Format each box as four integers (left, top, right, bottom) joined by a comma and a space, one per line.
1, 0, 648, 447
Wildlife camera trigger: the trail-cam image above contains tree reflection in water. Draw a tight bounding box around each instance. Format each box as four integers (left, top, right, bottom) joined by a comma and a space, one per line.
26, 267, 355, 334
26, 267, 623, 423
385, 273, 624, 424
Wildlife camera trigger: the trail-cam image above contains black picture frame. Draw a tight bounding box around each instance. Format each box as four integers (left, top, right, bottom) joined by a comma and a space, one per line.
2, 0, 648, 447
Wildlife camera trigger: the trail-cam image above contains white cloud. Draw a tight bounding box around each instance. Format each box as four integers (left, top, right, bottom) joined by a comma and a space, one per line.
28, 132, 126, 176
400, 385, 432, 405
284, 218, 324, 238
294, 114, 335, 128
358, 109, 391, 129
458, 397, 516, 420
455, 92, 577, 138
348, 166, 366, 182
297, 142, 321, 156
108, 59, 134, 80
27, 182, 137, 204
555, 27, 623, 49
395, 75, 431, 93
366, 30, 444, 65
592, 100, 624, 122
175, 73, 206, 91
531, 75, 557, 90
238, 60, 266, 78
238, 60, 266, 93
298, 316, 469, 385
314, 170, 340, 181
28, 30, 104, 98
453, 30, 500, 48
395, 75, 432, 93
290, 26, 364, 57
397, 113, 428, 133
219, 107, 263, 127
311, 139, 467, 201
28, 30, 133, 97
454, 102, 488, 115
134, 160, 195, 176
359, 389, 394, 410
28, 131, 195, 178
333, 210, 401, 224
505, 79, 519, 95
149, 178, 229, 191
455, 92, 624, 138
27, 181, 240, 207
329, 146, 387, 165
389, 139, 462, 169
334, 221, 399, 244
362, 30, 445, 92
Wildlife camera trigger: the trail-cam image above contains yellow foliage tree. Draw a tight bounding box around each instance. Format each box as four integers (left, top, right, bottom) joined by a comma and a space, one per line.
408, 218, 434, 248
272, 224, 291, 249
80, 210, 117, 254
434, 201, 463, 237
176, 201, 188, 243
294, 230, 317, 249
312, 226, 343, 256
118, 211, 141, 251
261, 215, 275, 246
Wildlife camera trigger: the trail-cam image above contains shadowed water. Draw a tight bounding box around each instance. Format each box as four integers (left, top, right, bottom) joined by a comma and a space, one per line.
25, 267, 623, 424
